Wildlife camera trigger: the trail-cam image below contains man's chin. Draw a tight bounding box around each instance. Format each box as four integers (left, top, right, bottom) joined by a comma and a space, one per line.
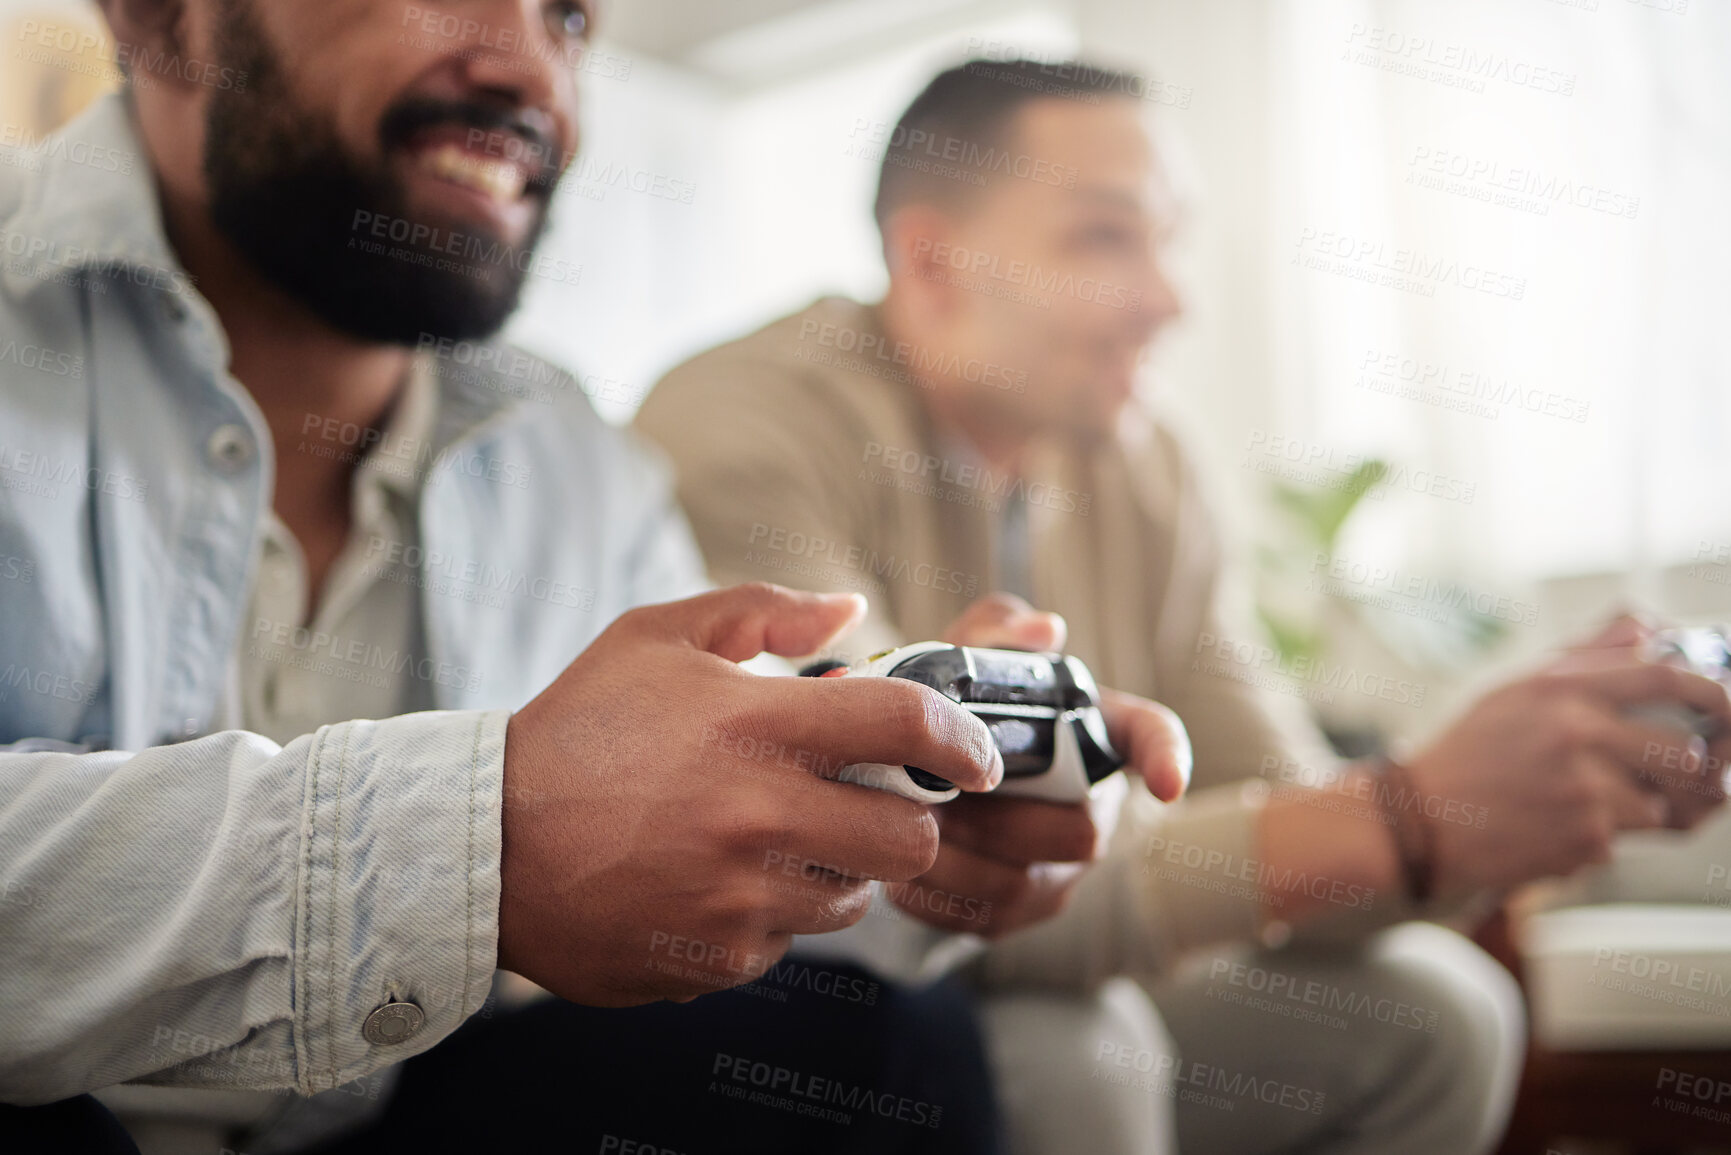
294, 239, 526, 346
1066, 393, 1131, 442
265, 192, 543, 345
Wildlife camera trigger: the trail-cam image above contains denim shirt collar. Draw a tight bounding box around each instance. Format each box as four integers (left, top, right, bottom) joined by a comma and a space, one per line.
2, 92, 192, 300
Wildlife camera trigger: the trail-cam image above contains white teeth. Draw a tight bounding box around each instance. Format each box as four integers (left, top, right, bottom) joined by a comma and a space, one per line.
422, 143, 526, 203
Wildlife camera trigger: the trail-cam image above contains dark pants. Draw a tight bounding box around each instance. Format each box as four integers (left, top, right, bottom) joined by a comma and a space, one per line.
302, 961, 1004, 1155
0, 1095, 141, 1155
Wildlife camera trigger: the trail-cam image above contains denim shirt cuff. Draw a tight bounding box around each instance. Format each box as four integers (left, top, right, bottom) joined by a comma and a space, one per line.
291, 709, 506, 1093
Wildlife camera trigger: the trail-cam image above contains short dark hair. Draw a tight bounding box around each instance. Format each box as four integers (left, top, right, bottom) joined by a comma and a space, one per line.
872, 58, 1145, 231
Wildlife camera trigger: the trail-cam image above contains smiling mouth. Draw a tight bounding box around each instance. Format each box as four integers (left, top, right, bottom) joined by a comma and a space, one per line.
417, 141, 529, 204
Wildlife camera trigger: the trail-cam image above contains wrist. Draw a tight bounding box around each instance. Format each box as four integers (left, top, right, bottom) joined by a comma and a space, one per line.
1373, 756, 1439, 906
1256, 766, 1404, 924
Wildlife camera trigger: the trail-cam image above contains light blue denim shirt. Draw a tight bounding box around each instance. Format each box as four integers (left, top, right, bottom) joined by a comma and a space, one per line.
0, 94, 707, 1105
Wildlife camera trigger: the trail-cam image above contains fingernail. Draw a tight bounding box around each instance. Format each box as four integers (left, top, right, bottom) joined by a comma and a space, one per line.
1689, 736, 1710, 771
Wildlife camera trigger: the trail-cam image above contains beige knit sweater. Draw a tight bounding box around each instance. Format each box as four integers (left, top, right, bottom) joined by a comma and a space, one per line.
638, 295, 1375, 988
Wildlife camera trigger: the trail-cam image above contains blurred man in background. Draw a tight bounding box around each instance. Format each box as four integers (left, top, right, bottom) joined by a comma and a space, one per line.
638, 58, 1731, 1155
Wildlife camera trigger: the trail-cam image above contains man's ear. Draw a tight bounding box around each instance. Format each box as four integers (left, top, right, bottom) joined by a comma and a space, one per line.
96, 0, 188, 79
883, 202, 961, 314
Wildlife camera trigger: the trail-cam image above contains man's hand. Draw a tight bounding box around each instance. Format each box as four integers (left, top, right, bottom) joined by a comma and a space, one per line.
497, 583, 1004, 1006
1406, 615, 1731, 899
887, 593, 1191, 937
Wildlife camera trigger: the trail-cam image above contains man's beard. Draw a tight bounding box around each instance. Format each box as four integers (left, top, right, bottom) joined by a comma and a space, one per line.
202, 1, 559, 345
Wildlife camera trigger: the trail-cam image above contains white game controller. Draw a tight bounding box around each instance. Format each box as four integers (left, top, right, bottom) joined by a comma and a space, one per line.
809, 642, 1125, 804
1628, 627, 1731, 737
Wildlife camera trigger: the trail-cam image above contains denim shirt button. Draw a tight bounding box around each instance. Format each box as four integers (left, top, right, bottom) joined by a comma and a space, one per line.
206, 424, 254, 473
361, 1001, 425, 1046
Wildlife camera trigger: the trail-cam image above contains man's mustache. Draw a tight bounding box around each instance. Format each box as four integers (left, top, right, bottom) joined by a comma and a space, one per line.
379, 98, 565, 195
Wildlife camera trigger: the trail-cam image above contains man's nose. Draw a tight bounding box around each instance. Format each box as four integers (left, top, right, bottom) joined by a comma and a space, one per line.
444, 0, 572, 137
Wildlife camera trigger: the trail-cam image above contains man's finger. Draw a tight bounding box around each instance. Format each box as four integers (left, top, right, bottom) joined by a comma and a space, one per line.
1584, 752, 1669, 832
1101, 688, 1192, 802
768, 877, 878, 938
763, 675, 1004, 793
1573, 612, 1656, 652
941, 591, 1067, 653
890, 850, 1083, 935
769, 770, 943, 883
935, 795, 1099, 865
1592, 714, 1709, 783
1566, 663, 1731, 733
